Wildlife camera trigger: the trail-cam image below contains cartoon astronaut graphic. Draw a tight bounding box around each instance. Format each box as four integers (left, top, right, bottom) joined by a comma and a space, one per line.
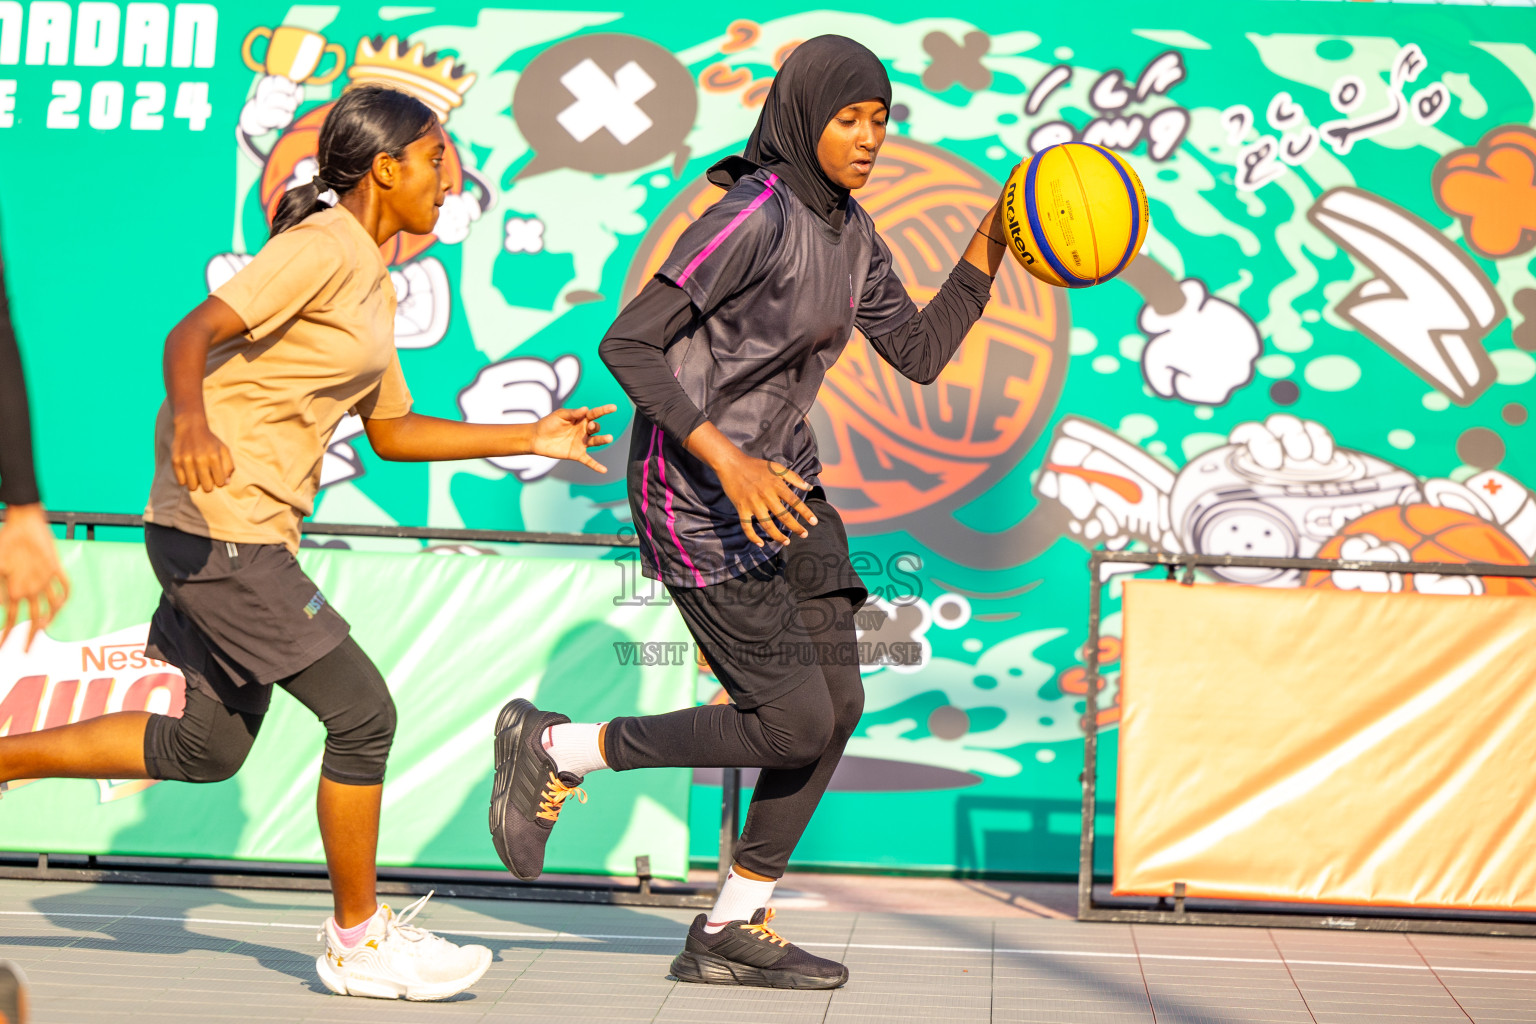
211, 34, 486, 356
1037, 413, 1536, 593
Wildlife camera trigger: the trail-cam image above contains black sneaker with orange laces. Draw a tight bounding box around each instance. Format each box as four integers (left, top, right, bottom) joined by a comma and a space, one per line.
488, 698, 587, 881
669, 909, 849, 990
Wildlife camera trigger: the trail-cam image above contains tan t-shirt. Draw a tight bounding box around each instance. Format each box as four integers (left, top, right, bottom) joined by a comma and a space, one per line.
145, 207, 412, 552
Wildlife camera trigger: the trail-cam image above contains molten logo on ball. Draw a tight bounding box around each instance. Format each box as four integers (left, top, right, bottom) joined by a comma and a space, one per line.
1001, 142, 1149, 289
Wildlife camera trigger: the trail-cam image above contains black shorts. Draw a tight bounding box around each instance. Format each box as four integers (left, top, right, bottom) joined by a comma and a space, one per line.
143, 524, 350, 714
665, 491, 868, 710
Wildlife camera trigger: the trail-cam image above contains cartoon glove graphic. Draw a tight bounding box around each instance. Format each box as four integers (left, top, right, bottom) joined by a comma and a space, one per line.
239, 74, 304, 137
1228, 414, 1336, 471
1139, 278, 1262, 406
457, 355, 582, 482
1330, 534, 1411, 593
205, 253, 254, 293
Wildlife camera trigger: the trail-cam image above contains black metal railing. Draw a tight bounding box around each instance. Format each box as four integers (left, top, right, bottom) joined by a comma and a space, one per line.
9, 511, 732, 908
48, 510, 640, 548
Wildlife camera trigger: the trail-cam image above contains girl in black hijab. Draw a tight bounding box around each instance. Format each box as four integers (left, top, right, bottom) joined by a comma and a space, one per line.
490, 35, 1012, 989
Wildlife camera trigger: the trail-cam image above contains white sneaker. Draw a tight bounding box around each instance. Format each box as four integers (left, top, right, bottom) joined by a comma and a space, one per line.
315, 891, 492, 1001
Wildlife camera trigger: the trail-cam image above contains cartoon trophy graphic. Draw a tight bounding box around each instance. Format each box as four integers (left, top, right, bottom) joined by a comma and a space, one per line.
241, 25, 347, 84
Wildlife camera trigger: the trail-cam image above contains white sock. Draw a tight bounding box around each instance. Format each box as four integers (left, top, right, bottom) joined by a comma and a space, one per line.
704, 868, 777, 933
542, 722, 608, 777
332, 905, 382, 948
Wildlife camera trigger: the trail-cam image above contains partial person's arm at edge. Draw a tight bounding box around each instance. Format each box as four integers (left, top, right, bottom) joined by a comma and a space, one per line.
868, 202, 1009, 386
0, 248, 71, 649
0, 254, 40, 509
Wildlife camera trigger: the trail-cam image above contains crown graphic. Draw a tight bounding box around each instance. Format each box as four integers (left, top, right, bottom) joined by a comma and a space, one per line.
346, 35, 475, 122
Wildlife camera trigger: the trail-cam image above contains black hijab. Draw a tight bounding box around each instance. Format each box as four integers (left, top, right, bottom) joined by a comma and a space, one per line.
707, 35, 891, 235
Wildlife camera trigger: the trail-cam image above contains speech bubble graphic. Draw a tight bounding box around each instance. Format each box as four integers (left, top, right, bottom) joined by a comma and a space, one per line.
514, 34, 697, 179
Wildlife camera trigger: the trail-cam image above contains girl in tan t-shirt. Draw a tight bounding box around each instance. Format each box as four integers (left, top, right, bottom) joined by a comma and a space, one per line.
0, 85, 612, 1002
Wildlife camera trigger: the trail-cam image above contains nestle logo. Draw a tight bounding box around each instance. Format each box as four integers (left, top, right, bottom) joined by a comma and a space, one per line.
82, 644, 169, 673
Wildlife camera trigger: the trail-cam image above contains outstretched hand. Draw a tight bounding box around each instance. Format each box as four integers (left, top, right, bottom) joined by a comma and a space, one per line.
532, 404, 617, 473
0, 503, 71, 652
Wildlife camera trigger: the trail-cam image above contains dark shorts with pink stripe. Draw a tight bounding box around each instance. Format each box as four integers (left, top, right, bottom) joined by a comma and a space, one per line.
665, 490, 867, 710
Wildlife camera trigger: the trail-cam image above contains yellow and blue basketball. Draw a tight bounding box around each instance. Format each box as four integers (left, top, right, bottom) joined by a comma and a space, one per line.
999, 142, 1150, 289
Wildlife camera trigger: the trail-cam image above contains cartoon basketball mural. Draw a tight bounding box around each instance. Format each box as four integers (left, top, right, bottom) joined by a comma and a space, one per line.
1306, 505, 1536, 597
626, 137, 1072, 561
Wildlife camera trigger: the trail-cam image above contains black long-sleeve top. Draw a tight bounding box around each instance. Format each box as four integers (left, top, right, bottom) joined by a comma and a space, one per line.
599, 258, 994, 445
0, 242, 40, 508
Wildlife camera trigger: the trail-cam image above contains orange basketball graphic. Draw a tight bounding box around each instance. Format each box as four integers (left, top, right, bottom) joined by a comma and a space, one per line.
260, 102, 466, 266
627, 138, 1069, 528
1306, 504, 1536, 596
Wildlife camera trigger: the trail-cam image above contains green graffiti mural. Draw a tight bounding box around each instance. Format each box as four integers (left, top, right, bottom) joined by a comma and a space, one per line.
2, 0, 1533, 874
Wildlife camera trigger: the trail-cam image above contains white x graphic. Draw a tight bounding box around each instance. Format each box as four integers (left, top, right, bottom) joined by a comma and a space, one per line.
556, 58, 656, 145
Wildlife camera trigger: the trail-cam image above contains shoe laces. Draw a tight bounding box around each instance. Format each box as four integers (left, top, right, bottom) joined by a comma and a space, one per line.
384, 891, 458, 953
743, 908, 789, 947
536, 772, 587, 823
320, 891, 453, 959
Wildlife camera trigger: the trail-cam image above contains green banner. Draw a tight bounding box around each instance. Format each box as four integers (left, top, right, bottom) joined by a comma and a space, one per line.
0, 541, 696, 878
2, 0, 1534, 875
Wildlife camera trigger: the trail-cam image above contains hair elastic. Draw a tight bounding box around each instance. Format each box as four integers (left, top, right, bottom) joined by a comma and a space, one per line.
312, 174, 340, 207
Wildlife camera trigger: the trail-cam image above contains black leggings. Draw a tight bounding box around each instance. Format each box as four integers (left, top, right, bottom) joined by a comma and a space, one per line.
142, 637, 396, 786
603, 593, 864, 879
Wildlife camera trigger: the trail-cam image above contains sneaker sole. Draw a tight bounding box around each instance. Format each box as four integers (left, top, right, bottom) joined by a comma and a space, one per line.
488, 698, 541, 881
669, 950, 849, 990
315, 949, 493, 1001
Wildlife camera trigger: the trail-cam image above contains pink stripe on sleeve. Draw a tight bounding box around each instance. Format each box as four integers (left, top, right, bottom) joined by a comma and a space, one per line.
674, 174, 778, 286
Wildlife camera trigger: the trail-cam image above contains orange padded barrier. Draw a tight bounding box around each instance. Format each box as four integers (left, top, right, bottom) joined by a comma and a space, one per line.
1114, 580, 1536, 911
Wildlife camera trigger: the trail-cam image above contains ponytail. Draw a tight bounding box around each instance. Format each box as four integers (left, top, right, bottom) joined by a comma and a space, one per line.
270, 81, 438, 235
271, 180, 331, 236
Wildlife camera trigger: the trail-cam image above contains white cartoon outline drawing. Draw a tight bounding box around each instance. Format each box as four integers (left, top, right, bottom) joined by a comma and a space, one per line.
1036, 414, 1536, 591
1307, 187, 1505, 406
456, 354, 583, 482
1319, 43, 1425, 156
